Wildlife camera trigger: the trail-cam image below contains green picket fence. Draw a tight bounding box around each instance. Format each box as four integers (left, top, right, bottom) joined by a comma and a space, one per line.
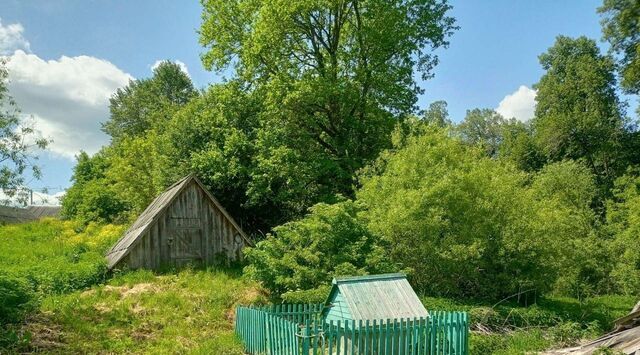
235, 304, 469, 355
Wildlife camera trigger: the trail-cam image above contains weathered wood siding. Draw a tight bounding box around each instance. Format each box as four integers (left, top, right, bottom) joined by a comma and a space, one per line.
119, 181, 245, 269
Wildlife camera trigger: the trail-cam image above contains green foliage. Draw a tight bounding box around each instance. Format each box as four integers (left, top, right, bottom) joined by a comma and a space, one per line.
422, 100, 452, 127
530, 161, 609, 298
360, 128, 548, 298
599, 0, 640, 95
103, 61, 197, 141
0, 219, 125, 297
0, 59, 49, 203
357, 128, 604, 299
61, 151, 131, 224
607, 169, 640, 294
199, 0, 458, 230
497, 119, 545, 171
456, 108, 507, 157
244, 200, 396, 297
0, 274, 35, 325
281, 285, 332, 304
29, 269, 260, 354
533, 36, 628, 189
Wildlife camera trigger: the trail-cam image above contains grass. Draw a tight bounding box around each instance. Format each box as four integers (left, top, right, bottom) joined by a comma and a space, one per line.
0, 220, 267, 354
0, 219, 125, 294
422, 295, 637, 354
1, 220, 636, 354
17, 268, 266, 354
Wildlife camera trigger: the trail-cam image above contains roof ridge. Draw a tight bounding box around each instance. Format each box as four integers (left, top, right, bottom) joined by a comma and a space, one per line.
333, 273, 406, 284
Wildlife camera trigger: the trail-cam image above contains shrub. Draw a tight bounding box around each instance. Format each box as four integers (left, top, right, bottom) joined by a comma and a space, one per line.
281, 285, 331, 304
357, 128, 603, 299
244, 200, 397, 297
0, 274, 35, 325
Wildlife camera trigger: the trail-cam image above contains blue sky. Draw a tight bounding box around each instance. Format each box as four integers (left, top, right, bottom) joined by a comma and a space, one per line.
0, 0, 634, 202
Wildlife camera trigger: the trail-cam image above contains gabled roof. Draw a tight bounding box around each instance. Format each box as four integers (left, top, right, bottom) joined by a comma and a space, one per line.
0, 205, 61, 223
322, 273, 429, 321
0, 205, 32, 223
105, 174, 252, 269
26, 205, 61, 219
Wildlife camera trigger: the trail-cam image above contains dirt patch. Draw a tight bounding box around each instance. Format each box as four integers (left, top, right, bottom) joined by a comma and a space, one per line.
226, 286, 269, 322
237, 286, 268, 305
130, 302, 147, 316
103, 283, 160, 298
93, 302, 112, 314
22, 312, 65, 352
80, 289, 96, 297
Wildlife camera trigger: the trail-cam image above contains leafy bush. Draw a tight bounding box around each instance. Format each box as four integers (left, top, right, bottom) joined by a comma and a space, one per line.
0, 274, 35, 325
607, 170, 640, 295
281, 285, 331, 304
244, 200, 397, 297
358, 128, 600, 298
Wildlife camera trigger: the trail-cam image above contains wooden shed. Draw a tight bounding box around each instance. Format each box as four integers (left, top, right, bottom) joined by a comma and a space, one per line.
105, 174, 252, 270
322, 273, 429, 324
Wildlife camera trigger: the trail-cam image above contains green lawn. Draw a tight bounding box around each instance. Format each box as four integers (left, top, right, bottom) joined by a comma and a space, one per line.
21, 269, 266, 354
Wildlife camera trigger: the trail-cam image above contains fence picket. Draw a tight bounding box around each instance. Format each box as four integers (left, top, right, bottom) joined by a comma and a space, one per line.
235, 304, 469, 355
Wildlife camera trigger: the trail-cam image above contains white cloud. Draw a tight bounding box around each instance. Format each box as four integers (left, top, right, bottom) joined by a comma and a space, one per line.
151, 59, 190, 78
0, 18, 30, 55
5, 50, 133, 159
496, 85, 537, 122
0, 188, 63, 206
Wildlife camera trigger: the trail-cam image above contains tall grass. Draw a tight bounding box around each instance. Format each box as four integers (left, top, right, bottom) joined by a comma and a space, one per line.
30, 269, 264, 354
421, 295, 637, 353
0, 219, 125, 295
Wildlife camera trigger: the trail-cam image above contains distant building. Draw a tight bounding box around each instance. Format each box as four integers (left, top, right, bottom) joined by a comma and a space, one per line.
0, 205, 61, 224
106, 174, 252, 270
322, 273, 429, 324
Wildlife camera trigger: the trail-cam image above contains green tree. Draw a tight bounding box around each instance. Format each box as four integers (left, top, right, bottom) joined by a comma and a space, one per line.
164, 82, 264, 230
0, 59, 49, 204
533, 36, 627, 189
456, 108, 507, 157
61, 151, 130, 224
244, 199, 395, 297
606, 169, 640, 294
102, 61, 197, 141
105, 134, 165, 215
599, 0, 640, 95
357, 127, 553, 298
356, 127, 602, 298
498, 120, 545, 171
423, 100, 451, 127
529, 161, 605, 298
200, 0, 458, 206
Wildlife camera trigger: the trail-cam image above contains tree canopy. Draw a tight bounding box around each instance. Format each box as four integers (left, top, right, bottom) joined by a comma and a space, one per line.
0, 59, 49, 204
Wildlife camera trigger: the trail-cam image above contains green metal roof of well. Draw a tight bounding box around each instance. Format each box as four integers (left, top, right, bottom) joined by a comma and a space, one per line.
322, 273, 429, 321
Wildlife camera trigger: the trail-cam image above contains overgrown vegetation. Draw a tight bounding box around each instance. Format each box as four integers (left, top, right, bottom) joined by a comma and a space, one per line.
1, 0, 639, 353
422, 295, 636, 354
0, 219, 124, 347
19, 269, 264, 354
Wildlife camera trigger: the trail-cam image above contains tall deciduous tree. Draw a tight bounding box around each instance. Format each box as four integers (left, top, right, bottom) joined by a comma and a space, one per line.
200, 0, 457, 202
599, 0, 640, 95
423, 100, 451, 127
456, 108, 507, 157
0, 59, 49, 204
533, 36, 628, 189
102, 61, 197, 141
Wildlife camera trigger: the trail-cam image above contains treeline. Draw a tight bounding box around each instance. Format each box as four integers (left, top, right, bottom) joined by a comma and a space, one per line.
61, 0, 640, 300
